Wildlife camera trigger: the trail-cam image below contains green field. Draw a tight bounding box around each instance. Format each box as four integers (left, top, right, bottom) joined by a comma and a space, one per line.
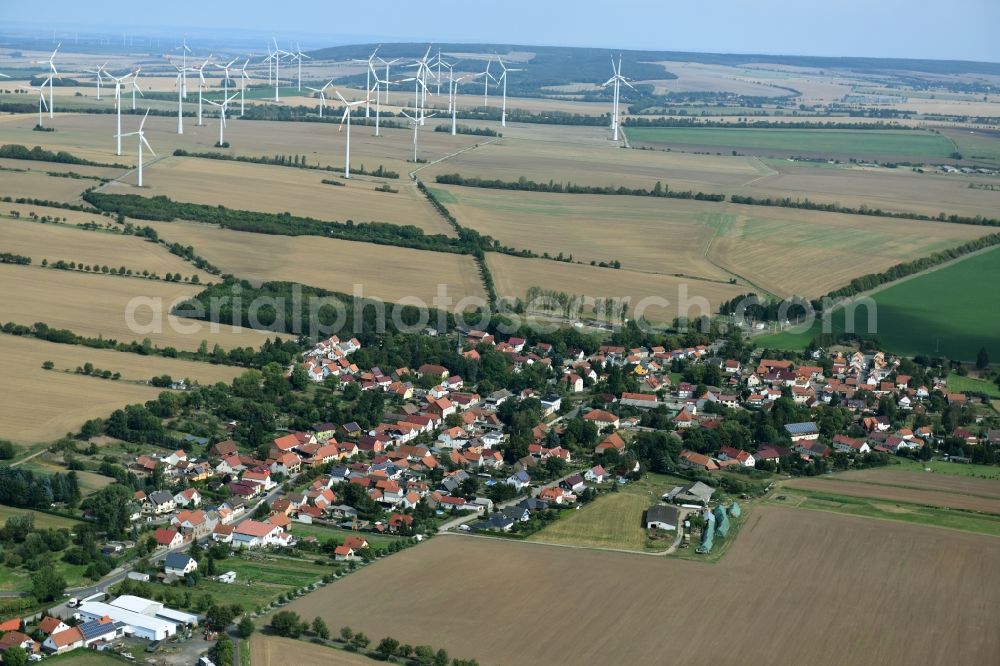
892, 459, 1000, 481
288, 522, 404, 548
942, 128, 1000, 168
758, 246, 1000, 361
626, 127, 956, 159
527, 473, 688, 552
190, 554, 333, 610
0, 504, 82, 530
946, 373, 1000, 398
769, 489, 1000, 537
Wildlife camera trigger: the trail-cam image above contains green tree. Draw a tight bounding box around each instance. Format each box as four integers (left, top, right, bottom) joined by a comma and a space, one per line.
270, 610, 303, 638
376, 637, 400, 659
311, 616, 330, 640
82, 483, 136, 538
349, 632, 370, 650
31, 565, 66, 602
237, 616, 255, 639
340, 626, 354, 642
977, 346, 990, 370
2, 646, 27, 666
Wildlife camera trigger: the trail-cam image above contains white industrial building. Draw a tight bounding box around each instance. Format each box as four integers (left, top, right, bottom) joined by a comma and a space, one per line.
76, 595, 199, 641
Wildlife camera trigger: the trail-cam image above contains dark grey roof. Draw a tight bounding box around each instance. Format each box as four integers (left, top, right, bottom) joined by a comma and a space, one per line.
784, 422, 819, 434
78, 618, 123, 641
645, 504, 679, 526
164, 552, 195, 569
149, 490, 174, 505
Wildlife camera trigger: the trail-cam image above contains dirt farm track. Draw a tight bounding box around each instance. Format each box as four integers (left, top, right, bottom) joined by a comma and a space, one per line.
282, 506, 1000, 666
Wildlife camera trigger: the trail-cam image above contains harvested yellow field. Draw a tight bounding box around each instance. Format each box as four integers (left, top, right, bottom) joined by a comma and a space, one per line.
3, 333, 245, 385
249, 636, 374, 666
0, 337, 161, 444
435, 185, 734, 280
0, 112, 479, 178
109, 155, 452, 236
139, 220, 486, 305
705, 205, 992, 298
0, 264, 281, 352
0, 217, 216, 282
422, 136, 765, 191
0, 169, 92, 203
285, 507, 1000, 666
488, 254, 745, 322
0, 158, 124, 180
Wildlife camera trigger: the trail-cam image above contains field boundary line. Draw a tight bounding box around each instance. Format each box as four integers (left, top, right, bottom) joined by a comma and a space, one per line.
798, 475, 1000, 502
407, 137, 502, 180
440, 527, 680, 558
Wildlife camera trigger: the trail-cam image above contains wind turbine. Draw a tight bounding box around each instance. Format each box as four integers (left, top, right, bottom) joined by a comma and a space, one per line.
239, 58, 251, 116
290, 43, 310, 92
494, 57, 523, 128
335, 90, 367, 178
173, 64, 189, 134
36, 87, 48, 128
602, 55, 633, 142
399, 74, 427, 128
400, 109, 436, 163
306, 79, 334, 117
216, 58, 238, 97
480, 58, 496, 109
375, 56, 400, 106
369, 65, 397, 137
353, 45, 379, 118
118, 110, 155, 187
129, 68, 143, 110
174, 37, 192, 97
207, 91, 239, 146
84, 62, 108, 100
107, 70, 134, 156
195, 55, 213, 126
406, 45, 433, 124
450, 74, 478, 136
44, 44, 60, 118
270, 39, 290, 101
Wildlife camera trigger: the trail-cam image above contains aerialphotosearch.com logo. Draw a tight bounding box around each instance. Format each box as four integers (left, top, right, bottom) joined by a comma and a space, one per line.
123, 283, 879, 339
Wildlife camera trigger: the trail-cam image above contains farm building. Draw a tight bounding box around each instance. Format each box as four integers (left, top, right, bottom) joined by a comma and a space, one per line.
76, 595, 199, 641
663, 481, 715, 506
645, 505, 680, 531
784, 422, 820, 442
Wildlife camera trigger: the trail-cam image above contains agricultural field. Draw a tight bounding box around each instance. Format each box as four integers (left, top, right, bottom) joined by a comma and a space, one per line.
192, 554, 332, 610
0, 168, 94, 203
113, 155, 454, 236
0, 216, 216, 283
0, 157, 124, 180
285, 507, 1000, 665
946, 373, 1000, 398
250, 635, 375, 666
627, 126, 958, 161
487, 253, 746, 323
939, 127, 1000, 169
139, 219, 485, 305
0, 505, 82, 530
758, 245, 1000, 360
288, 522, 405, 548
0, 339, 164, 444
0, 263, 283, 352
527, 473, 688, 552
443, 183, 992, 299
833, 468, 1000, 498
0, 111, 479, 177
784, 477, 1000, 514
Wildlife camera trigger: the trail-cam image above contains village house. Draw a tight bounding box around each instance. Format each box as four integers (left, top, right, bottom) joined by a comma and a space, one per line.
164, 552, 198, 577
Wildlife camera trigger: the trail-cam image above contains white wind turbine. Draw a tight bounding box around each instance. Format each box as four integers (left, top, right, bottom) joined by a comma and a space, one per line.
174, 37, 192, 97
118, 109, 155, 187
239, 58, 251, 116
450, 73, 478, 136
602, 54, 633, 142
406, 45, 433, 124
84, 62, 108, 100
43, 44, 60, 118
36, 87, 48, 128
399, 74, 427, 127
306, 79, 334, 117
107, 70, 134, 156
494, 56, 523, 128
207, 91, 240, 146
353, 45, 379, 118
173, 64, 190, 134
400, 109, 436, 163
335, 90, 367, 178
369, 65, 397, 137
480, 58, 496, 109
375, 56, 401, 106
290, 43, 310, 92
270, 39, 290, 101
129, 68, 143, 110
217, 58, 238, 98
195, 55, 213, 126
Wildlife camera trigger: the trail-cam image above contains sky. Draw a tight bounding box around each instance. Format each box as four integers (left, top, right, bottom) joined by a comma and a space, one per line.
4, 0, 999, 63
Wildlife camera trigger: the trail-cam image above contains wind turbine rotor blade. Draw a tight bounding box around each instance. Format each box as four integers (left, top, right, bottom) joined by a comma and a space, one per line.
139, 108, 150, 130
141, 134, 156, 157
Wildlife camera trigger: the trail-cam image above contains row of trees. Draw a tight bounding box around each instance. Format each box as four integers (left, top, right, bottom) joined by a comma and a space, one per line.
0, 251, 31, 265
172, 149, 400, 178
435, 173, 726, 202
730, 194, 1000, 228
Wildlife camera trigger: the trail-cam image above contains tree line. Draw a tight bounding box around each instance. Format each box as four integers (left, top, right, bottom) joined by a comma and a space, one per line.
0, 467, 81, 509
624, 117, 916, 130
172, 149, 400, 178
433, 124, 498, 137
435, 173, 726, 201
0, 251, 31, 265
1, 320, 303, 368
0, 143, 126, 168
730, 194, 1000, 228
